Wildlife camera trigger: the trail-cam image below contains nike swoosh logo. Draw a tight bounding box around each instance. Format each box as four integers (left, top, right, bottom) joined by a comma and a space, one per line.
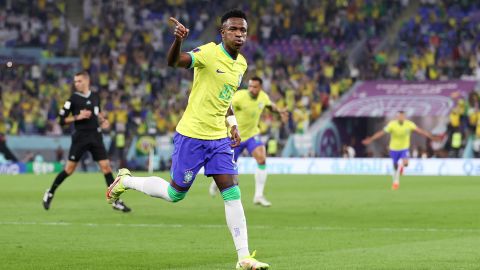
216, 69, 226, 74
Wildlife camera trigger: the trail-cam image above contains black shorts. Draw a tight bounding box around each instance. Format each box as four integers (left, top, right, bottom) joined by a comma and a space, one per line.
68, 130, 108, 162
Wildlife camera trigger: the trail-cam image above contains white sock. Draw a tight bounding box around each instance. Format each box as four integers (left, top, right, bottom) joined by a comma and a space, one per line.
394, 162, 403, 184
254, 166, 267, 198
224, 199, 250, 260
123, 176, 172, 202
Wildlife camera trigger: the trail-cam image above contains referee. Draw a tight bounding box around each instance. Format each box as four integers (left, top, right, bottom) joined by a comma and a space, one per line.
42, 71, 131, 212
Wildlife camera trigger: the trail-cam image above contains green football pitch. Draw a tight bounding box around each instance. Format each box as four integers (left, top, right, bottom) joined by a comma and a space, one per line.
1, 173, 479, 269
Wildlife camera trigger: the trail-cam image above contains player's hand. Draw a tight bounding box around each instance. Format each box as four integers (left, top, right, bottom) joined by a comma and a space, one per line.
362, 138, 372, 145
100, 119, 110, 130
230, 126, 241, 147
431, 135, 443, 142
169, 17, 189, 41
280, 111, 289, 123
77, 109, 92, 120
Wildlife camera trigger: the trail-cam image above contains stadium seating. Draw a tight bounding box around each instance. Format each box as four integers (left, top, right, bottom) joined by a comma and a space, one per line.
0, 0, 402, 151
390, 0, 480, 81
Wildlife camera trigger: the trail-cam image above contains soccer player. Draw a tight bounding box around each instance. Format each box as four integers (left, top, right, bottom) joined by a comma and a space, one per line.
42, 71, 131, 212
106, 10, 269, 269
362, 111, 436, 190
208, 76, 288, 207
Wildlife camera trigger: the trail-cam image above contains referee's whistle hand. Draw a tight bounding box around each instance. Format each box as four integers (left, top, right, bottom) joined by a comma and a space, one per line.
79, 109, 92, 120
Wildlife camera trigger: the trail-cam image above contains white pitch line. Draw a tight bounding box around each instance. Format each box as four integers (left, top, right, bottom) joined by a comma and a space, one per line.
1, 221, 480, 233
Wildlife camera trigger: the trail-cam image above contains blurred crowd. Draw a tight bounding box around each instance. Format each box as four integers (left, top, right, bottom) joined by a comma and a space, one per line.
6, 0, 480, 160
239, 0, 403, 137
445, 91, 480, 158
364, 0, 480, 81
0, 0, 402, 151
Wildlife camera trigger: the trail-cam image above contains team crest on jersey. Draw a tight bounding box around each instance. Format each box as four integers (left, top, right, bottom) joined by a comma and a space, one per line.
219, 84, 235, 101
183, 170, 194, 184
258, 102, 264, 109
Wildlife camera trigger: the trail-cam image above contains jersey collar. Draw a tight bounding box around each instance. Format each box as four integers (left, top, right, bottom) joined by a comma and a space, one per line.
75, 90, 92, 98
220, 43, 235, 60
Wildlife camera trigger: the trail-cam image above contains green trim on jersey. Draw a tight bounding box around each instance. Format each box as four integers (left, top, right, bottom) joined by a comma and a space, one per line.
187, 52, 195, 69
220, 43, 234, 60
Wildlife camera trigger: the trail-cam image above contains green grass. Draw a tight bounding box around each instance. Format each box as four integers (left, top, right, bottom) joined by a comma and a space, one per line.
1, 173, 480, 269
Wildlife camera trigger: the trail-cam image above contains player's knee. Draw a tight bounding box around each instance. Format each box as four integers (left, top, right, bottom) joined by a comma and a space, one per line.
256, 157, 266, 165
64, 167, 74, 175
167, 185, 187, 203
100, 165, 112, 174
221, 185, 241, 201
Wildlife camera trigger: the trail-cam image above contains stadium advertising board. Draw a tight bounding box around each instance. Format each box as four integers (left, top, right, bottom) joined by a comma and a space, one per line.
333, 80, 476, 117
0, 162, 63, 175
236, 157, 480, 176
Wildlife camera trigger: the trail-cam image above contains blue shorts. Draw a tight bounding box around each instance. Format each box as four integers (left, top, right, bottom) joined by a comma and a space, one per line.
233, 135, 264, 161
170, 132, 238, 189
389, 149, 409, 165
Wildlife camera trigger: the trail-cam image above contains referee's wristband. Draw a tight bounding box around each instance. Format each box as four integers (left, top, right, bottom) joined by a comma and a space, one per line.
226, 115, 237, 127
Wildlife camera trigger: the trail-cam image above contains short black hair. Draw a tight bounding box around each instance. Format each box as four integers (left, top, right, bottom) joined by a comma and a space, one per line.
221, 9, 247, 24
398, 110, 405, 114
250, 76, 263, 85
75, 70, 90, 78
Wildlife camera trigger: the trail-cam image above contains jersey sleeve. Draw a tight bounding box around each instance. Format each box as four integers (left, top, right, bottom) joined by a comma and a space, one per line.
408, 120, 417, 131
58, 98, 73, 125
187, 42, 215, 69
383, 121, 393, 133
263, 92, 272, 107
94, 94, 101, 116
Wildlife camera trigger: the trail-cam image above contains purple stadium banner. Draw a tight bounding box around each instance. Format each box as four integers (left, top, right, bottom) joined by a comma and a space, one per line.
333, 80, 477, 117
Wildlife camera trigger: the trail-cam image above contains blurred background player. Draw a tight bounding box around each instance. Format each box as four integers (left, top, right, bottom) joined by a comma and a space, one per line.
209, 76, 288, 207
106, 10, 269, 270
42, 71, 131, 212
362, 111, 437, 190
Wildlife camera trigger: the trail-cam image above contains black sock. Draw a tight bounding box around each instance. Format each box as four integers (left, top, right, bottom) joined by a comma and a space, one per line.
104, 172, 114, 186
50, 170, 70, 194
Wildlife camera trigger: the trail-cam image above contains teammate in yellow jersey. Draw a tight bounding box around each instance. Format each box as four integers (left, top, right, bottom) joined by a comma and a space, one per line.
106, 10, 269, 270
362, 111, 437, 190
209, 76, 288, 206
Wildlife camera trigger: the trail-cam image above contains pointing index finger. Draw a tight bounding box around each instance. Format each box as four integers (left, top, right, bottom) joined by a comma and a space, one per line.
169, 17, 181, 26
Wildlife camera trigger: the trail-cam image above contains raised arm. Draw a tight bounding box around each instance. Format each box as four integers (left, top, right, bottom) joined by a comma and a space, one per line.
414, 127, 435, 140
167, 17, 192, 68
362, 130, 386, 145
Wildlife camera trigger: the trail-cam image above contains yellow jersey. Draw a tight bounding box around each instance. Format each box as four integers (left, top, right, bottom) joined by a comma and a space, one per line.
233, 89, 272, 140
384, 120, 417, 150
176, 42, 248, 139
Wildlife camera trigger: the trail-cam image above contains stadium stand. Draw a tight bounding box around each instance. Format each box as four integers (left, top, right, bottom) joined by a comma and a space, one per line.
3, 0, 447, 159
